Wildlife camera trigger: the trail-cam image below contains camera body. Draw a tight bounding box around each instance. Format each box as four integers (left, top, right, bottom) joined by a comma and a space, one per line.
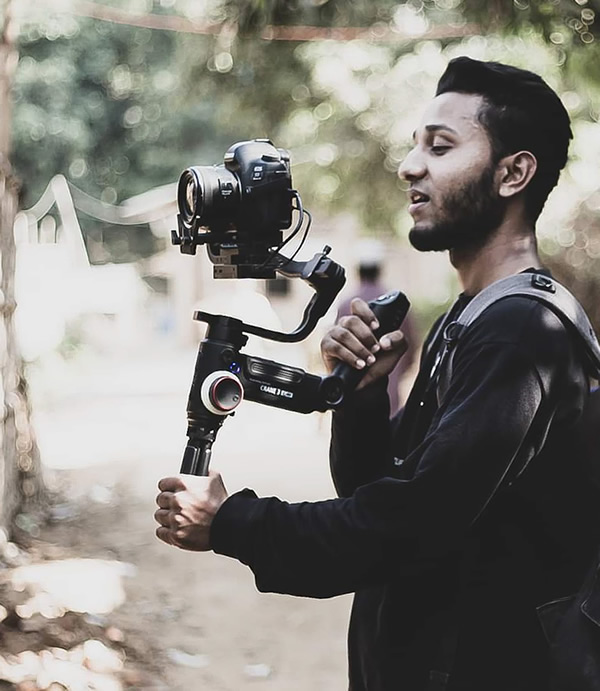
173, 139, 295, 277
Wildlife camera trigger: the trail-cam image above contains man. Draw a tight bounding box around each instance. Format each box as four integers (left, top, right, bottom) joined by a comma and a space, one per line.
154, 57, 600, 690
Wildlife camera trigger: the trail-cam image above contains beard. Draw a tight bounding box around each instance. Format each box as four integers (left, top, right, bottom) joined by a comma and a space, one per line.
408, 162, 506, 253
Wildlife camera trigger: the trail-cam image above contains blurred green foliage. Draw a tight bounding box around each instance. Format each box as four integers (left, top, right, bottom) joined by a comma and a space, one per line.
13, 14, 180, 261
15, 16, 175, 202
9, 0, 600, 327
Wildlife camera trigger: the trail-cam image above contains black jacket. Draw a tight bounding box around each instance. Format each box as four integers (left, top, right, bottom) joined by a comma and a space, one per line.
211, 287, 600, 690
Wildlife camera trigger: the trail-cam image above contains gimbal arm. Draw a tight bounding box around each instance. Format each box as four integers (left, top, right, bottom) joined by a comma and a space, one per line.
240, 246, 345, 343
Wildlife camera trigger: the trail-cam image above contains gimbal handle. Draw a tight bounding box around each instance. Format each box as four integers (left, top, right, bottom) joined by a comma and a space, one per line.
179, 313, 345, 477
178, 246, 345, 476
180, 291, 411, 476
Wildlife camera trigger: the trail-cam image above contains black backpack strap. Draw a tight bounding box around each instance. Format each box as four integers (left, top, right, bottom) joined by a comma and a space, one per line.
437, 273, 600, 404
430, 275, 600, 687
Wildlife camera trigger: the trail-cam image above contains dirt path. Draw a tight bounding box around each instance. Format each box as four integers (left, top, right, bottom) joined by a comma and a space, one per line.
4, 347, 352, 690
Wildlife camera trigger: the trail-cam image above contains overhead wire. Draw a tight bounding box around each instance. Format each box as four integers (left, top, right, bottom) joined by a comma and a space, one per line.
62, 1, 480, 43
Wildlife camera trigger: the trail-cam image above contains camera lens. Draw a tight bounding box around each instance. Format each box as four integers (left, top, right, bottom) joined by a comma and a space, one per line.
177, 166, 240, 230
177, 168, 202, 225
185, 178, 196, 217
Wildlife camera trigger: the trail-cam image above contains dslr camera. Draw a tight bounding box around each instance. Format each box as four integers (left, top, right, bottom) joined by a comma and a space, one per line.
172, 139, 298, 278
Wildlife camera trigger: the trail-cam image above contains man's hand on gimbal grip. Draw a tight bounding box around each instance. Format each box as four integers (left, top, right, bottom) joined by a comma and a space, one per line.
321, 297, 408, 390
154, 472, 228, 551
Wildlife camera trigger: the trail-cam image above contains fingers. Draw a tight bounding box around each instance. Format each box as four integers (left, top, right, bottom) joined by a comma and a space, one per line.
154, 502, 193, 548
156, 491, 174, 509
321, 294, 409, 379
378, 329, 408, 354
154, 508, 170, 526
154, 507, 183, 529
356, 332, 408, 390
325, 321, 379, 368
155, 526, 174, 545
158, 476, 187, 492
321, 299, 381, 371
154, 472, 228, 552
349, 297, 380, 331
156, 487, 188, 511
155, 506, 180, 546
349, 298, 406, 355
156, 474, 212, 511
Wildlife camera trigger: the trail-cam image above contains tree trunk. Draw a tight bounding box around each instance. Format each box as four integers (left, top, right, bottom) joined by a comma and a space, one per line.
0, 0, 46, 537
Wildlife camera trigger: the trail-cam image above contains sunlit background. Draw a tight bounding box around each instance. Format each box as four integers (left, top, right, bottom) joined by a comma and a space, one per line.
0, 0, 599, 688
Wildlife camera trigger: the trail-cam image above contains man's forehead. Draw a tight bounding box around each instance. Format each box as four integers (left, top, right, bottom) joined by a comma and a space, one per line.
417, 92, 485, 136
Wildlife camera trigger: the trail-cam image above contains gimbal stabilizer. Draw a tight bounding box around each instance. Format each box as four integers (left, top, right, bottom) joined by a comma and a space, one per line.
179, 245, 409, 476
172, 139, 409, 475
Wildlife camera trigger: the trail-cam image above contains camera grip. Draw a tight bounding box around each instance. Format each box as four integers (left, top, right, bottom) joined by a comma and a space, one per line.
331, 290, 410, 395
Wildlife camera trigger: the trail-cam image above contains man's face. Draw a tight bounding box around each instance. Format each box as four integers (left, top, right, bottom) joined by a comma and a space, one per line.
398, 92, 506, 252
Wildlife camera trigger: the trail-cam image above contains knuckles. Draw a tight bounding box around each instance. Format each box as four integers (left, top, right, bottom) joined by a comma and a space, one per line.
338, 314, 364, 332
324, 320, 366, 347
337, 315, 353, 330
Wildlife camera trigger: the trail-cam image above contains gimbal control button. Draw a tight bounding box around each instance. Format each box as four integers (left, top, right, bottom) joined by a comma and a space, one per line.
201, 371, 244, 416
372, 291, 400, 305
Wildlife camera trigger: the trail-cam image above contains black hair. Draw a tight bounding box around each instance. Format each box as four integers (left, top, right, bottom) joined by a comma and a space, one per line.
436, 56, 572, 222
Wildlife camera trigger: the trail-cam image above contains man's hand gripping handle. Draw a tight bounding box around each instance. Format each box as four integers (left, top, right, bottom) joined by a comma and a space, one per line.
330, 291, 411, 394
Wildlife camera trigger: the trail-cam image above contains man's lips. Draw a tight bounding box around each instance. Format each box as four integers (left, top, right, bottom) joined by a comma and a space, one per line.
408, 189, 431, 215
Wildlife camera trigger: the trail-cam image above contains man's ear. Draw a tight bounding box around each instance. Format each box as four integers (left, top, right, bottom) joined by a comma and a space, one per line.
497, 151, 537, 199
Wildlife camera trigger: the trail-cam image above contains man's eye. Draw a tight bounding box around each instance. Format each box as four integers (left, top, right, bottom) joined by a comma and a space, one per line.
431, 145, 450, 155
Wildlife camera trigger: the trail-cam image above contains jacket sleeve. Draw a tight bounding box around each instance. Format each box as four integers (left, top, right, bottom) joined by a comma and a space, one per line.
327, 311, 445, 498
329, 379, 392, 497
210, 300, 579, 599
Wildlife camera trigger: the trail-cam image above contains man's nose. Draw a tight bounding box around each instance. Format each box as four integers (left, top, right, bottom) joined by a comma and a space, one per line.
398, 147, 426, 181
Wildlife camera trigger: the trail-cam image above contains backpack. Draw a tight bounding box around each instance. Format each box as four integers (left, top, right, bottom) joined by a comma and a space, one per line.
435, 272, 600, 691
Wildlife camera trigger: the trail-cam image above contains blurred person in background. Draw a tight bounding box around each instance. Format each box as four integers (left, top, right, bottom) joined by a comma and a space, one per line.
155, 57, 599, 691
336, 239, 418, 415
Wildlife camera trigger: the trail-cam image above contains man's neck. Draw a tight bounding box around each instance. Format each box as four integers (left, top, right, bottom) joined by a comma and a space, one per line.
450, 222, 541, 296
